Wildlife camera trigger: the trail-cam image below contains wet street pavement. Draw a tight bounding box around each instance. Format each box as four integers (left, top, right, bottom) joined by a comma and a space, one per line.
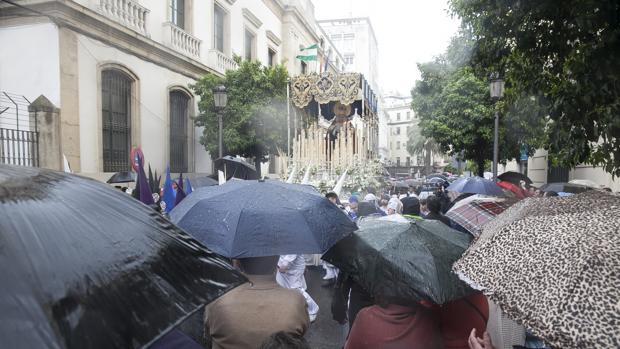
305, 266, 345, 349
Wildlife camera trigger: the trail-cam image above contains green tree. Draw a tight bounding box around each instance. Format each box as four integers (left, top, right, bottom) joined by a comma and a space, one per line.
411, 31, 545, 177
406, 126, 441, 175
191, 59, 288, 177
450, 0, 620, 176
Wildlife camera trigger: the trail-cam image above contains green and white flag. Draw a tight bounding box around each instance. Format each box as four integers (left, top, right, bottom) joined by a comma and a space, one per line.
296, 43, 318, 61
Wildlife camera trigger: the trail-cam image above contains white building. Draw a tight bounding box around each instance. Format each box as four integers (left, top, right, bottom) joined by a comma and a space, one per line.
382, 93, 447, 176
0, 0, 335, 180
383, 94, 416, 167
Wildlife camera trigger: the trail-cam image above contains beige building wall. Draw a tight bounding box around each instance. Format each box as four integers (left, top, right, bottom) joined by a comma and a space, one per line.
526, 149, 619, 191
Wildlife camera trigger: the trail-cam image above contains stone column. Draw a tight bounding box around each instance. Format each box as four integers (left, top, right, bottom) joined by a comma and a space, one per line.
28, 95, 62, 171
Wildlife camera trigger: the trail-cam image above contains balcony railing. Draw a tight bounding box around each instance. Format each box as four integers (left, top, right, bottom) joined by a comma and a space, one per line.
207, 49, 238, 75
99, 0, 149, 35
163, 23, 201, 59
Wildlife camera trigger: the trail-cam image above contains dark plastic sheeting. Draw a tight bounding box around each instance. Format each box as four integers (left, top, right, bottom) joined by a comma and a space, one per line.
0, 164, 246, 349
322, 218, 473, 305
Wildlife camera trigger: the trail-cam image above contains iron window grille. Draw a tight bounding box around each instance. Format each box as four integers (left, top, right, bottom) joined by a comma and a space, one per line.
102, 70, 132, 172
169, 91, 189, 173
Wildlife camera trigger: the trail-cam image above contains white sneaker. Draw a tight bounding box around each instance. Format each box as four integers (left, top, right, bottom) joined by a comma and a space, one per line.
309, 313, 317, 323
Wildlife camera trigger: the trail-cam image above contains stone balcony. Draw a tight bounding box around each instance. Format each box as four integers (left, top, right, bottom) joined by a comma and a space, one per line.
98, 0, 149, 35
163, 23, 201, 59
207, 50, 238, 75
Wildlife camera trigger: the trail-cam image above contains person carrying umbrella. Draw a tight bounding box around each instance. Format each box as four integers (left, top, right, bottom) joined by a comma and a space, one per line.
425, 195, 452, 226
401, 197, 423, 220
206, 256, 310, 349
344, 295, 443, 349
322, 192, 344, 286
276, 254, 320, 322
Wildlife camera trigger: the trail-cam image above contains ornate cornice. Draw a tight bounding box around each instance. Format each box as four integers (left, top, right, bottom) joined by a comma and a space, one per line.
242, 8, 263, 28
266, 30, 281, 46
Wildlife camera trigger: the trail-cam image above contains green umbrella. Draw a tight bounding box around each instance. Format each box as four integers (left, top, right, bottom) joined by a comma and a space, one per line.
322, 218, 473, 304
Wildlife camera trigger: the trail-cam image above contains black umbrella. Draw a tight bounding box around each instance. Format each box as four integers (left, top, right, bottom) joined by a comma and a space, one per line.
170, 179, 357, 258
214, 156, 258, 180
540, 182, 591, 194
190, 176, 218, 188
427, 173, 449, 181
0, 164, 246, 349
498, 171, 533, 185
390, 180, 409, 189
322, 218, 473, 304
106, 171, 136, 184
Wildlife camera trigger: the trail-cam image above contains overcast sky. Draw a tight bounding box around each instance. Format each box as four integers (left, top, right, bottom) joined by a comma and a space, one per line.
312, 0, 461, 96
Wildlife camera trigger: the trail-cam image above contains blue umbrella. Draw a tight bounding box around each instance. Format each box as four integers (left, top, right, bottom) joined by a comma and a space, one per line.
447, 176, 505, 197
170, 180, 358, 258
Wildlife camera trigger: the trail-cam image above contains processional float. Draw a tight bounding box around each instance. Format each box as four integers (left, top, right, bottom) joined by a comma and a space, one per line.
282, 72, 379, 182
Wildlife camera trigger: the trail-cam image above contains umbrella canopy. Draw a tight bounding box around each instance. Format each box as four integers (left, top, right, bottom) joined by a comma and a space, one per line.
427, 177, 448, 185
447, 176, 505, 197
106, 171, 136, 184
390, 180, 410, 189
446, 200, 515, 237
540, 182, 591, 194
497, 171, 532, 186
190, 176, 218, 188
405, 179, 425, 186
568, 179, 601, 188
322, 219, 473, 305
497, 180, 527, 199
454, 191, 620, 348
0, 164, 246, 349
170, 180, 357, 258
214, 156, 258, 180
426, 173, 449, 181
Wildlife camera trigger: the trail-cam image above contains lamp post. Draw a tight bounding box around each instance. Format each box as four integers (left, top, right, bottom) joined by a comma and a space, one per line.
213, 84, 227, 158
489, 75, 504, 181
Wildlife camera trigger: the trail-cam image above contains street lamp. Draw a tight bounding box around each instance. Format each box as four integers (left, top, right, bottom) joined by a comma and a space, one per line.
213, 84, 227, 158
489, 75, 504, 181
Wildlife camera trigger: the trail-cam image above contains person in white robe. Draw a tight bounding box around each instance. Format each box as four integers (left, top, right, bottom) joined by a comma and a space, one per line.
276, 254, 320, 322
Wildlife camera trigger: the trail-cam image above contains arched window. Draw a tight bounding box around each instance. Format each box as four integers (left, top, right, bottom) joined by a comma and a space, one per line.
102, 69, 133, 172
170, 90, 190, 173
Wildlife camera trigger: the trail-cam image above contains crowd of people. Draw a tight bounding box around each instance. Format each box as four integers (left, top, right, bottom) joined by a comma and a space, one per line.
156, 180, 551, 349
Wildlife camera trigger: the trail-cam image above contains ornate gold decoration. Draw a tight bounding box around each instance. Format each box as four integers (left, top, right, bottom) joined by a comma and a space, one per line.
290, 72, 361, 108
291, 74, 317, 108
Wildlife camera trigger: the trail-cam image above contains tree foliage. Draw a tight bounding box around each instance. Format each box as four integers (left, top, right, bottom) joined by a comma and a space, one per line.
191, 59, 288, 176
411, 31, 545, 176
450, 0, 620, 176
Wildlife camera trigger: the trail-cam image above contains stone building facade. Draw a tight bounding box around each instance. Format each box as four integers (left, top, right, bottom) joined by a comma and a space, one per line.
0, 0, 342, 180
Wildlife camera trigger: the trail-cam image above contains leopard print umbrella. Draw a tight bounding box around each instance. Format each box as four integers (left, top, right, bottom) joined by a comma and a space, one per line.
454, 191, 620, 348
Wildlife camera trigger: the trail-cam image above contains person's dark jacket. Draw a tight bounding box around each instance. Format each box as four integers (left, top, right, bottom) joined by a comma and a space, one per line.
425, 212, 452, 227
331, 272, 374, 329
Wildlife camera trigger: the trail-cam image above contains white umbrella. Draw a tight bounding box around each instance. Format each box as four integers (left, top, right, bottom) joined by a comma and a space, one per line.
568, 179, 601, 188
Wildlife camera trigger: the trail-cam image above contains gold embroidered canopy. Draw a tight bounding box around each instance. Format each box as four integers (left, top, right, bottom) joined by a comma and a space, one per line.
290, 72, 361, 108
